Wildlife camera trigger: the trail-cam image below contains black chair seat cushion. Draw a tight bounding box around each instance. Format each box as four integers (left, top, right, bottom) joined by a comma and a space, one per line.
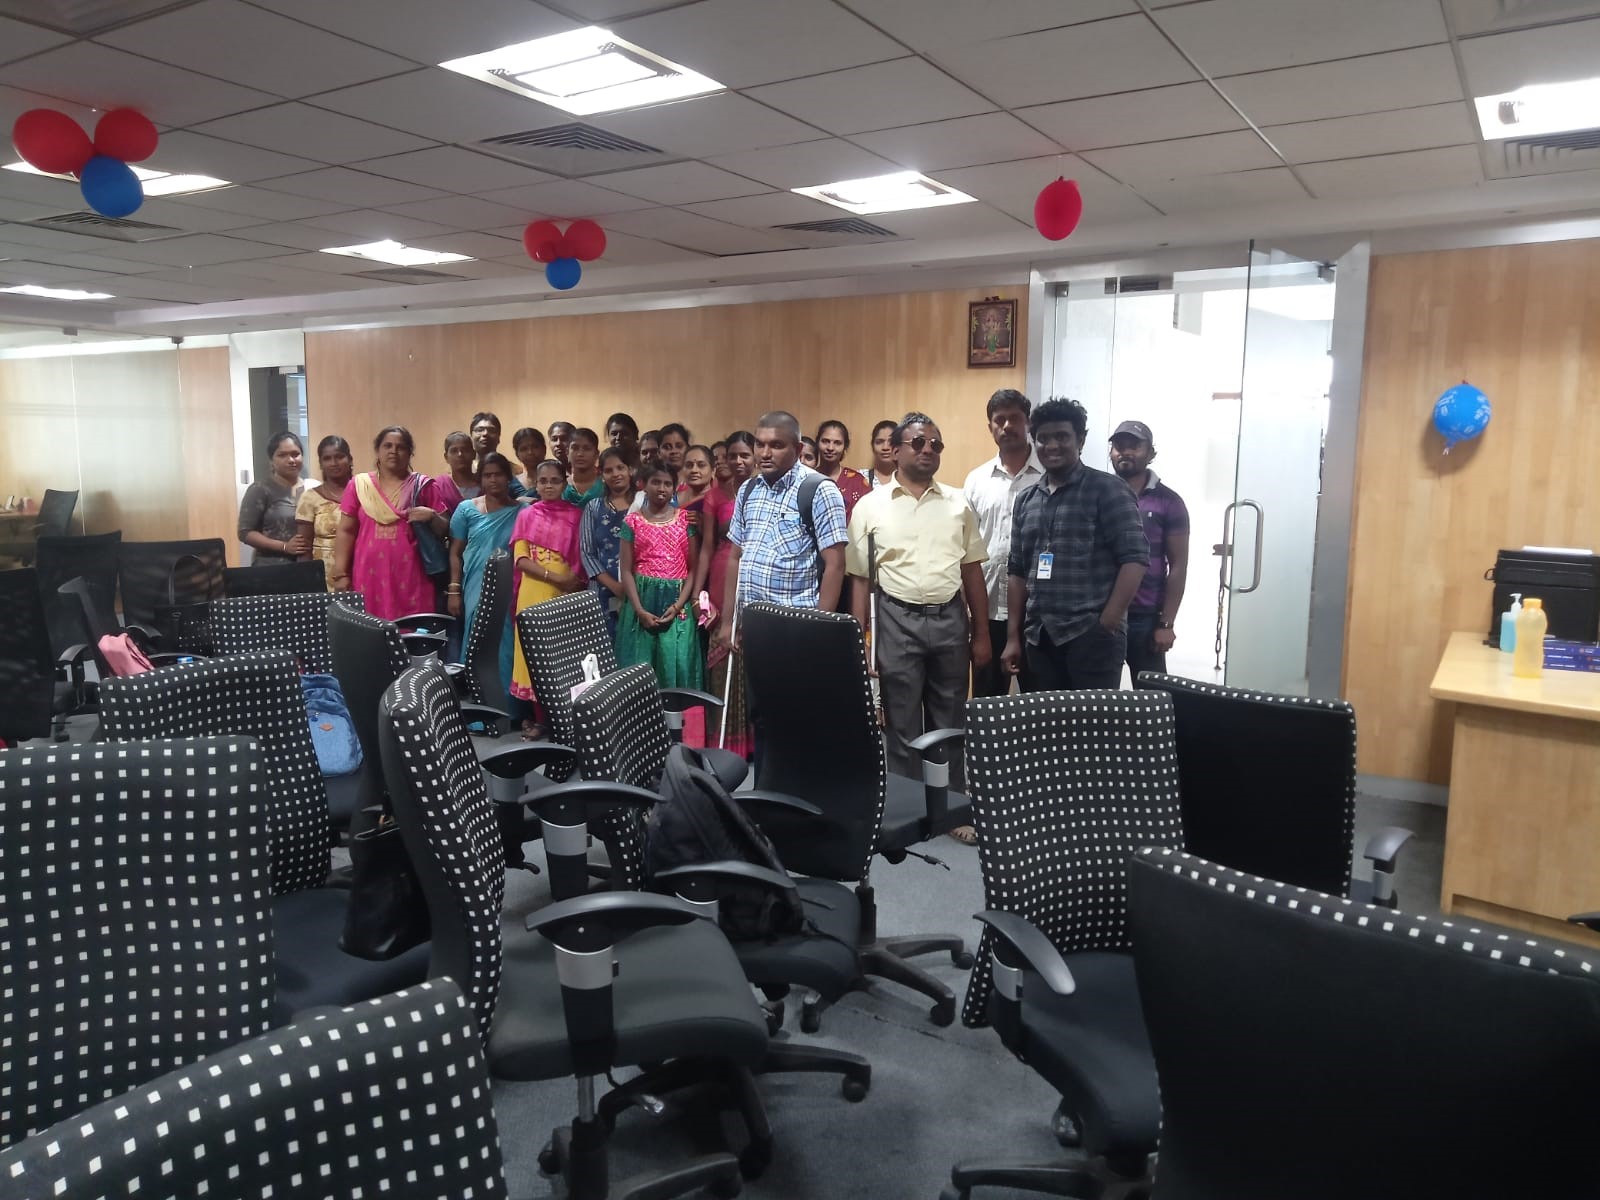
732, 877, 862, 998
1006, 951, 1159, 1161
703, 746, 749, 793
489, 921, 769, 1080
271, 889, 430, 1021
881, 772, 972, 851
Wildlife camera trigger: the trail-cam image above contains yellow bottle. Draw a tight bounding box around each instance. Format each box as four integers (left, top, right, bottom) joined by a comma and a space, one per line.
1512, 597, 1548, 678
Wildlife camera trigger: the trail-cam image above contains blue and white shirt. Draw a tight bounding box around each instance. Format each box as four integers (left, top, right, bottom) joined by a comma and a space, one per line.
728, 462, 847, 610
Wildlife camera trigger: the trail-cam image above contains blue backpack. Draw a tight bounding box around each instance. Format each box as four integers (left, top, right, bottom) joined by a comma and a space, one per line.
301, 673, 362, 776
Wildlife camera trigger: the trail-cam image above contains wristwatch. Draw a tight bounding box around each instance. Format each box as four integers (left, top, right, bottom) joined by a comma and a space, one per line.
1156, 615, 1172, 630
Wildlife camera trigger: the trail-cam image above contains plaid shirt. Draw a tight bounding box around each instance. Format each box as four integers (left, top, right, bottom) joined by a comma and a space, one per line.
1007, 461, 1148, 645
728, 462, 847, 610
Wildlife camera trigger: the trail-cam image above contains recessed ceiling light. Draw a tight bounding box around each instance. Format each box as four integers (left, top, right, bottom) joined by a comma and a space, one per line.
441, 26, 723, 116
4, 160, 231, 196
320, 240, 474, 267
1, 284, 115, 300
1474, 76, 1600, 139
791, 171, 978, 215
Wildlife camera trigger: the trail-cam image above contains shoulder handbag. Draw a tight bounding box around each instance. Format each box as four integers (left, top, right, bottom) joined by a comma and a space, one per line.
97, 632, 154, 676
338, 805, 430, 960
300, 673, 362, 776
153, 552, 216, 654
409, 475, 451, 578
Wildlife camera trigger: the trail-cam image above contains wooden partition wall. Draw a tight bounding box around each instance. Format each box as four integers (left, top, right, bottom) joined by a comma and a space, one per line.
1345, 240, 1600, 783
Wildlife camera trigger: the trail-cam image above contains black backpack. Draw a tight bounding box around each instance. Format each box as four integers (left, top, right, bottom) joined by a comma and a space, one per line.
645, 744, 805, 941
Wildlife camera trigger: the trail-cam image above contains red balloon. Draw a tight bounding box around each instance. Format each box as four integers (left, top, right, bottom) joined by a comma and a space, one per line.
522, 220, 563, 263
1034, 177, 1084, 241
563, 219, 607, 262
93, 108, 159, 163
12, 108, 92, 176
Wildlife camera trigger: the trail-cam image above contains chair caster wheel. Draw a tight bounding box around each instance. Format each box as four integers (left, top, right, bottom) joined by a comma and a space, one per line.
841, 1077, 868, 1102
737, 1139, 771, 1180
762, 998, 784, 1035
930, 996, 955, 1027
951, 949, 974, 969
1052, 1101, 1083, 1148
940, 1187, 968, 1200
537, 1128, 566, 1176
799, 1002, 821, 1034
709, 1167, 743, 1198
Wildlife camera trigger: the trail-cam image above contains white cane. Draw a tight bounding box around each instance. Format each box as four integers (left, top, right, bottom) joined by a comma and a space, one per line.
718, 571, 741, 749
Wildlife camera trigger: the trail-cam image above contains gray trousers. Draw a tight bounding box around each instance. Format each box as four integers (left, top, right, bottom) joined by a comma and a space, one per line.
876, 593, 969, 791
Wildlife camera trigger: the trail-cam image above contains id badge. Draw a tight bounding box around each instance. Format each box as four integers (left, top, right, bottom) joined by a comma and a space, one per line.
1036, 551, 1054, 580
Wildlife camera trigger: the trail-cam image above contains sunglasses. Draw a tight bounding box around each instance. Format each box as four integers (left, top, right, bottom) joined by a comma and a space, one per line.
906, 435, 945, 453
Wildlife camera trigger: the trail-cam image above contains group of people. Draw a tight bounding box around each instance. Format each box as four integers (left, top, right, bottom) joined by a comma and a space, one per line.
238, 394, 1190, 837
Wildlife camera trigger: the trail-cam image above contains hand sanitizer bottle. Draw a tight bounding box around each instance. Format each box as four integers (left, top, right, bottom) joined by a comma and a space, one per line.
1500, 592, 1522, 653
1512, 597, 1548, 678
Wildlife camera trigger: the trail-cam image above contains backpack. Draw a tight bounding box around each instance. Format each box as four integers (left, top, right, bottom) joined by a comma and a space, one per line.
645, 744, 805, 941
301, 673, 363, 777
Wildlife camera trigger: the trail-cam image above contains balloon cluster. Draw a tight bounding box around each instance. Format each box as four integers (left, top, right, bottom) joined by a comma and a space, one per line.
11, 108, 159, 219
1433, 381, 1491, 454
1034, 176, 1084, 242
522, 219, 607, 290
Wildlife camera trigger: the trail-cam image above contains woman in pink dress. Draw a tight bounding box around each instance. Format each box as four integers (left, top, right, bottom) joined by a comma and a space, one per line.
331, 425, 443, 621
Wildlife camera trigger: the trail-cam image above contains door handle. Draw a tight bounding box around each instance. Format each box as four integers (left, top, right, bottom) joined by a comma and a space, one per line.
1217, 501, 1238, 589
1236, 500, 1264, 594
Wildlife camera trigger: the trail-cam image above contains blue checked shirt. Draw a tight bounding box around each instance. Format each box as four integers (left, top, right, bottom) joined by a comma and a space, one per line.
728, 462, 847, 610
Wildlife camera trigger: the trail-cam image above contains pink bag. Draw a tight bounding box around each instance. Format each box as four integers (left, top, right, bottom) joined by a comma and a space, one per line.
98, 633, 154, 676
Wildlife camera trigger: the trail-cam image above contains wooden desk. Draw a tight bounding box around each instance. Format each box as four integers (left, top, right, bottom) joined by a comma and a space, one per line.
1430, 631, 1600, 947
0, 510, 37, 562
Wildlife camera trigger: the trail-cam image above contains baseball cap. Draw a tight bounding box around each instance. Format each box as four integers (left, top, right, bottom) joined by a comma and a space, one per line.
1111, 420, 1154, 446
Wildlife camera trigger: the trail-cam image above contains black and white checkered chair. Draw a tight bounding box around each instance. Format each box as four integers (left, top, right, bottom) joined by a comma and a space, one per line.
1134, 673, 1413, 906
378, 660, 766, 1200
1129, 847, 1600, 1198
461, 549, 513, 706
943, 689, 1183, 1200
0, 738, 274, 1147
98, 652, 430, 1020
0, 979, 509, 1200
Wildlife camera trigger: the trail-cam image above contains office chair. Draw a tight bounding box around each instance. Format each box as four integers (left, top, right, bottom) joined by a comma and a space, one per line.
116, 536, 226, 635
98, 652, 430, 1019
0, 568, 91, 745
0, 737, 273, 1147
58, 575, 193, 681
460, 548, 513, 705
0, 980, 509, 1200
33, 530, 119, 659
379, 661, 768, 1200
740, 602, 972, 1027
1134, 673, 1413, 905
31, 487, 77, 538
942, 689, 1183, 1200
1130, 846, 1600, 1197
221, 558, 327, 595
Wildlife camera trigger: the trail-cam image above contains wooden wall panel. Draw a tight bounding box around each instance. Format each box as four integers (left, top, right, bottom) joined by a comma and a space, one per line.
0, 357, 79, 524
178, 346, 240, 564
71, 351, 186, 541
1345, 241, 1600, 782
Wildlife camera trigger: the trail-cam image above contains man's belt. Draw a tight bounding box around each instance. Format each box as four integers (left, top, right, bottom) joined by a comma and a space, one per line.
880, 591, 960, 616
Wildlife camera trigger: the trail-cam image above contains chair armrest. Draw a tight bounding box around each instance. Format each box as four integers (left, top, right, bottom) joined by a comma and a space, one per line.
526, 890, 699, 946
481, 742, 577, 779
656, 861, 797, 896
531, 779, 660, 818
1362, 826, 1414, 871
1567, 913, 1600, 932
975, 910, 1076, 996
736, 788, 825, 819
397, 612, 456, 631
123, 622, 165, 649
400, 632, 446, 656
909, 727, 966, 756
659, 686, 725, 713
57, 643, 94, 667
457, 701, 512, 734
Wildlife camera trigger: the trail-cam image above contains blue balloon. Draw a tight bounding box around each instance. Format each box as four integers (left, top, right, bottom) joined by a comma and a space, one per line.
78, 154, 143, 219
545, 257, 581, 291
1432, 382, 1490, 453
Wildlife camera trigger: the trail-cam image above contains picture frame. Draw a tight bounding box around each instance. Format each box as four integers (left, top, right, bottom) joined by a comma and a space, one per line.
968, 297, 1017, 368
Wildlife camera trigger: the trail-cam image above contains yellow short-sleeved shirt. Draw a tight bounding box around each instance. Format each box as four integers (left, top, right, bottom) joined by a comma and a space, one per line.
845, 475, 987, 606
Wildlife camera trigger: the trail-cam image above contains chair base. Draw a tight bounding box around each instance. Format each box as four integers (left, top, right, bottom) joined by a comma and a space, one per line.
942, 1160, 1100, 1200
848, 882, 972, 1027
544, 1115, 744, 1200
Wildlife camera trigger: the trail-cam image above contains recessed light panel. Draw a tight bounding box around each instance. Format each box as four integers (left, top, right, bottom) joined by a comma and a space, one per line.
1475, 76, 1600, 139
1, 284, 115, 300
4, 161, 231, 195
791, 171, 978, 215
320, 240, 474, 267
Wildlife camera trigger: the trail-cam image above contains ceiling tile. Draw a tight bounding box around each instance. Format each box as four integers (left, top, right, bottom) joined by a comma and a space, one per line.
566, 229, 707, 265
613, 0, 904, 88
419, 258, 533, 280
1216, 45, 1465, 125
0, 15, 69, 65
143, 131, 325, 183
354, 146, 553, 194
0, 83, 98, 137
934, 156, 1163, 225
592, 92, 820, 158
104, 276, 253, 302
0, 44, 278, 127
835, 0, 1134, 50
231, 221, 365, 251
1443, 0, 1600, 36
746, 58, 994, 136
125, 197, 272, 234
1153, 0, 1447, 76
867, 202, 1028, 239
553, 0, 690, 17
250, 0, 575, 63
171, 184, 353, 221
1020, 82, 1248, 152
707, 138, 899, 190
0, 259, 104, 284
193, 103, 435, 163
603, 206, 799, 255
310, 68, 568, 144
38, 250, 166, 274
1264, 103, 1477, 165
98, 0, 416, 98
853, 112, 1064, 171
473, 178, 649, 217
1297, 145, 1484, 199
0, 168, 79, 208
1134, 166, 1308, 212
1083, 130, 1281, 185
379, 194, 531, 228
301, 209, 456, 241
930, 16, 1200, 109
1458, 19, 1600, 95
408, 232, 525, 259
591, 161, 770, 205
681, 190, 842, 227
99, 234, 299, 267
252, 250, 403, 276
259, 168, 449, 207
0, 224, 143, 253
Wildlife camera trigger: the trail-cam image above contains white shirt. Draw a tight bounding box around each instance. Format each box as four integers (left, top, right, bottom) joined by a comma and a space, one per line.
962, 447, 1045, 621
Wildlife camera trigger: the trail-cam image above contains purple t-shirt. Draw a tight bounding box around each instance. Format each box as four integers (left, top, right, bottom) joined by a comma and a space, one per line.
1131, 474, 1189, 613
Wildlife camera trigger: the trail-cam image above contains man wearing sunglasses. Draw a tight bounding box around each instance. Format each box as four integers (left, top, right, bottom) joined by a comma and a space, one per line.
847, 413, 989, 814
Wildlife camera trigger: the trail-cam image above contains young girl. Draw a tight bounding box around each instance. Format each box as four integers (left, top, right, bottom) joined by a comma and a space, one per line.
508, 460, 586, 737
617, 464, 704, 692
510, 426, 547, 497
579, 447, 635, 637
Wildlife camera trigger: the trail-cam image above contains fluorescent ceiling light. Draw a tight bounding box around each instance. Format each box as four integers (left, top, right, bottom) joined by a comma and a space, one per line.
792, 171, 978, 215
4, 160, 230, 195
1, 284, 114, 300
320, 240, 473, 267
1475, 75, 1600, 139
441, 26, 723, 115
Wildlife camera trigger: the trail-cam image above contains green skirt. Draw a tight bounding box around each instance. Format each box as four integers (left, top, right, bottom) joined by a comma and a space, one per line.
616, 574, 705, 691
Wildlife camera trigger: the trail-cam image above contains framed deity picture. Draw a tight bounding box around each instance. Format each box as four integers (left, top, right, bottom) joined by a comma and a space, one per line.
968, 298, 1017, 368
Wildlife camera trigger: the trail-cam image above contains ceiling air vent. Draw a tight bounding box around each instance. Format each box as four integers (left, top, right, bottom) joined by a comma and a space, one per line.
477, 122, 670, 177
484, 123, 662, 154
24, 210, 184, 242
1489, 130, 1600, 177
772, 217, 899, 237
1104, 274, 1172, 294
351, 267, 465, 285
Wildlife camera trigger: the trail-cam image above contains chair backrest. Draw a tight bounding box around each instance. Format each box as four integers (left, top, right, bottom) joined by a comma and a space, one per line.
0, 737, 274, 1146
0, 979, 508, 1200
99, 652, 330, 895
961, 689, 1182, 1027
379, 662, 506, 1035
328, 602, 412, 810
0, 567, 56, 743
568, 662, 671, 890
1130, 847, 1600, 1198
462, 550, 512, 705
33, 531, 119, 656
57, 575, 120, 678
517, 588, 617, 759
740, 602, 884, 881
116, 537, 226, 629
211, 590, 364, 675
222, 559, 328, 596
1135, 672, 1356, 896
34, 487, 78, 537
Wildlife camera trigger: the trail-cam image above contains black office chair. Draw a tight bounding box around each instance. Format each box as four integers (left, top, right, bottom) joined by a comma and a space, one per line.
32, 487, 77, 538
740, 602, 972, 1026
379, 661, 767, 1200
222, 559, 328, 595
460, 548, 513, 705
0, 568, 91, 746
0, 737, 274, 1147
942, 689, 1183, 1200
116, 537, 226, 632
1130, 846, 1600, 1198
97, 651, 430, 1020
33, 530, 119, 658
58, 575, 192, 681
0, 980, 509, 1199
1134, 672, 1413, 906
